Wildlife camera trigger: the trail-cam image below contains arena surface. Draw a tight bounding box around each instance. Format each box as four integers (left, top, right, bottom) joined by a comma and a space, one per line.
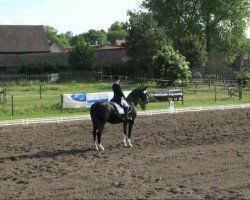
0, 108, 249, 199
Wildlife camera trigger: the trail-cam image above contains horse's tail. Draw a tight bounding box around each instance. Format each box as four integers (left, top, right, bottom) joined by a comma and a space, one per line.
90, 102, 99, 127
90, 102, 106, 130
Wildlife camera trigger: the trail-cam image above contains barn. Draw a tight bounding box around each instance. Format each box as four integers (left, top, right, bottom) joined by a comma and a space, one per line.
0, 25, 68, 72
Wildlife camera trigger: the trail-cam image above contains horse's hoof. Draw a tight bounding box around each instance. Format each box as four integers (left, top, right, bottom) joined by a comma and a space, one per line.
128, 139, 133, 147
124, 136, 128, 146
99, 144, 105, 151
95, 142, 105, 151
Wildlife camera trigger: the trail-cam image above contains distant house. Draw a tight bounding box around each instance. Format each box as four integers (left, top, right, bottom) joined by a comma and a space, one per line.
0, 26, 128, 72
113, 39, 126, 46
95, 40, 128, 64
49, 43, 64, 53
233, 54, 250, 72
0, 25, 68, 72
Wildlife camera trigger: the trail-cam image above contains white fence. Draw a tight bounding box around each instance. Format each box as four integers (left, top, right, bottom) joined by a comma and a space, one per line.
0, 104, 250, 127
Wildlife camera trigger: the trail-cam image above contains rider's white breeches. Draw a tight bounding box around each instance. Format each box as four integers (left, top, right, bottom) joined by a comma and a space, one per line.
121, 98, 129, 108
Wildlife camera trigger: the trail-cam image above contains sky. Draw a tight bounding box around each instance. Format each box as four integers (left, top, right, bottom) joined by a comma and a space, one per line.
0, 0, 249, 37
0, 0, 143, 35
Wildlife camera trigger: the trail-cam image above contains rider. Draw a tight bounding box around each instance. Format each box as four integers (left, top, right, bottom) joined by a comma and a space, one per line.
110, 76, 132, 121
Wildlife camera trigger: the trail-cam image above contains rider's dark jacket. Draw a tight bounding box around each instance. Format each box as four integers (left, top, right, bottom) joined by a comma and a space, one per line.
110, 82, 126, 105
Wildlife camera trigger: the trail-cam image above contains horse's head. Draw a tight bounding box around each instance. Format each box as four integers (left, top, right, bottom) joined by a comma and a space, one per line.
127, 86, 149, 107
138, 86, 149, 104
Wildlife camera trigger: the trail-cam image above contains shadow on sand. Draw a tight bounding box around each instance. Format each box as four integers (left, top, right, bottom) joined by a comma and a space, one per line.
0, 148, 94, 162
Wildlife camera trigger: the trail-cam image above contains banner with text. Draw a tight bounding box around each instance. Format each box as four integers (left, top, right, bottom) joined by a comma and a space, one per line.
63, 93, 87, 108
63, 91, 131, 108
151, 89, 183, 101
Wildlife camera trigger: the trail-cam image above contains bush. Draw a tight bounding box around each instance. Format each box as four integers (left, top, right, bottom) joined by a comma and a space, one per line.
235, 72, 250, 87
68, 39, 95, 71
153, 44, 191, 85
18, 61, 70, 74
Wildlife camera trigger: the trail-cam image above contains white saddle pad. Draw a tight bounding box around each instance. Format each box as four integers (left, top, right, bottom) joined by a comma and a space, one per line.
110, 102, 124, 114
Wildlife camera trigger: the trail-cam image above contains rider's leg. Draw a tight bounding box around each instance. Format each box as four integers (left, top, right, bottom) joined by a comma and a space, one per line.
121, 98, 131, 121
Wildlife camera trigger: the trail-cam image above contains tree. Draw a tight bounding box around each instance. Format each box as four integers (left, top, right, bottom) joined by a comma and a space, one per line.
68, 38, 95, 71
143, 0, 250, 63
70, 34, 85, 47
126, 11, 168, 76
107, 21, 128, 44
153, 44, 191, 85
178, 34, 208, 71
83, 29, 107, 45
44, 25, 71, 48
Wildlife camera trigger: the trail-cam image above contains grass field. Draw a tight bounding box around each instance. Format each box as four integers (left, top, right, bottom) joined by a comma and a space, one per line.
0, 81, 249, 120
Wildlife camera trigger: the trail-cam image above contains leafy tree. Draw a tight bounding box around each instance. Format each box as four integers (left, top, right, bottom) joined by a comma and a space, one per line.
109, 21, 127, 32
70, 34, 85, 47
68, 38, 94, 71
153, 44, 191, 85
83, 29, 107, 45
143, 0, 250, 63
126, 11, 168, 76
178, 34, 208, 71
107, 21, 128, 44
44, 25, 59, 43
44, 25, 71, 48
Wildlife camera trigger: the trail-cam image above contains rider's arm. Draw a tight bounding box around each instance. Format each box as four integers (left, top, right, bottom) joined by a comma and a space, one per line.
116, 84, 126, 98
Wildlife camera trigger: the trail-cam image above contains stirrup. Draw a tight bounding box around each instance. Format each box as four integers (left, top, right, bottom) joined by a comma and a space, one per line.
123, 115, 132, 121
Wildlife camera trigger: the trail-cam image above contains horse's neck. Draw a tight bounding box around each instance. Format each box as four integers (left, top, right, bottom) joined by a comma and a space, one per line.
127, 91, 139, 106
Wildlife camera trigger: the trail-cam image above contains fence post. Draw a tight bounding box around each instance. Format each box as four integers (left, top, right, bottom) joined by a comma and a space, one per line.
182, 88, 184, 105
4, 87, 7, 103
209, 79, 211, 89
195, 82, 198, 93
11, 94, 14, 116
215, 87, 217, 102
61, 94, 63, 113
39, 84, 42, 99
239, 81, 243, 100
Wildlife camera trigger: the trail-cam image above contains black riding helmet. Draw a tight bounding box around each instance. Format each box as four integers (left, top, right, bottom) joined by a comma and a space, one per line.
113, 76, 120, 81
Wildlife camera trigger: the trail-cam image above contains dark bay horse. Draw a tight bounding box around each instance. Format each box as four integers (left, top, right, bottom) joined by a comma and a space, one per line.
90, 86, 148, 150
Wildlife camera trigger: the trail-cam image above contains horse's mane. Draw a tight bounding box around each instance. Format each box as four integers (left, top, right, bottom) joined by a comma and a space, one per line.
127, 87, 143, 103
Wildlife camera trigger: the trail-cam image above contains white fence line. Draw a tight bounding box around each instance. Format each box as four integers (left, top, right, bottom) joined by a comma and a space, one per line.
0, 104, 250, 127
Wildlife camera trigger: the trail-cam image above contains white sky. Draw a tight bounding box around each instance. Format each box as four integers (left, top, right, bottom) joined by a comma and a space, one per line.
246, 27, 250, 38
0, 0, 249, 38
0, 0, 143, 35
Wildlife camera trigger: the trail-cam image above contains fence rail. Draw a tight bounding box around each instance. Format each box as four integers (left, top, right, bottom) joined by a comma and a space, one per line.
0, 71, 249, 119
0, 71, 247, 86
1, 104, 250, 127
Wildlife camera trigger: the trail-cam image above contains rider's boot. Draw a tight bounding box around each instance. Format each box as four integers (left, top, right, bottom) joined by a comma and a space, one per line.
123, 107, 132, 121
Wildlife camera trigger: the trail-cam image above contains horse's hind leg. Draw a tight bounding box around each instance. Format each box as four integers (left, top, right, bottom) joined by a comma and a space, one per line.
127, 120, 134, 147
123, 122, 128, 146
92, 124, 97, 148
96, 124, 105, 151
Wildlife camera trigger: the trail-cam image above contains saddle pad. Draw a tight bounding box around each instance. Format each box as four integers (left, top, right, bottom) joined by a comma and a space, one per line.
110, 102, 124, 114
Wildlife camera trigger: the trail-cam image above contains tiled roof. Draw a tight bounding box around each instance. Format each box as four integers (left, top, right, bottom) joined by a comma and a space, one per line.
0, 25, 50, 53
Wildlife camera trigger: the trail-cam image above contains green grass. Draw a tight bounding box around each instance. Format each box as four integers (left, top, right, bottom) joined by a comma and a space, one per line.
0, 81, 249, 120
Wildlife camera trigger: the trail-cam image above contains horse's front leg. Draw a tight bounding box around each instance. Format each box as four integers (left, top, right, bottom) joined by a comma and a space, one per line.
127, 120, 134, 147
123, 122, 128, 146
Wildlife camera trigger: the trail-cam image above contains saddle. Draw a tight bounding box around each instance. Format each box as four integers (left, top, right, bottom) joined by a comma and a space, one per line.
110, 102, 125, 114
